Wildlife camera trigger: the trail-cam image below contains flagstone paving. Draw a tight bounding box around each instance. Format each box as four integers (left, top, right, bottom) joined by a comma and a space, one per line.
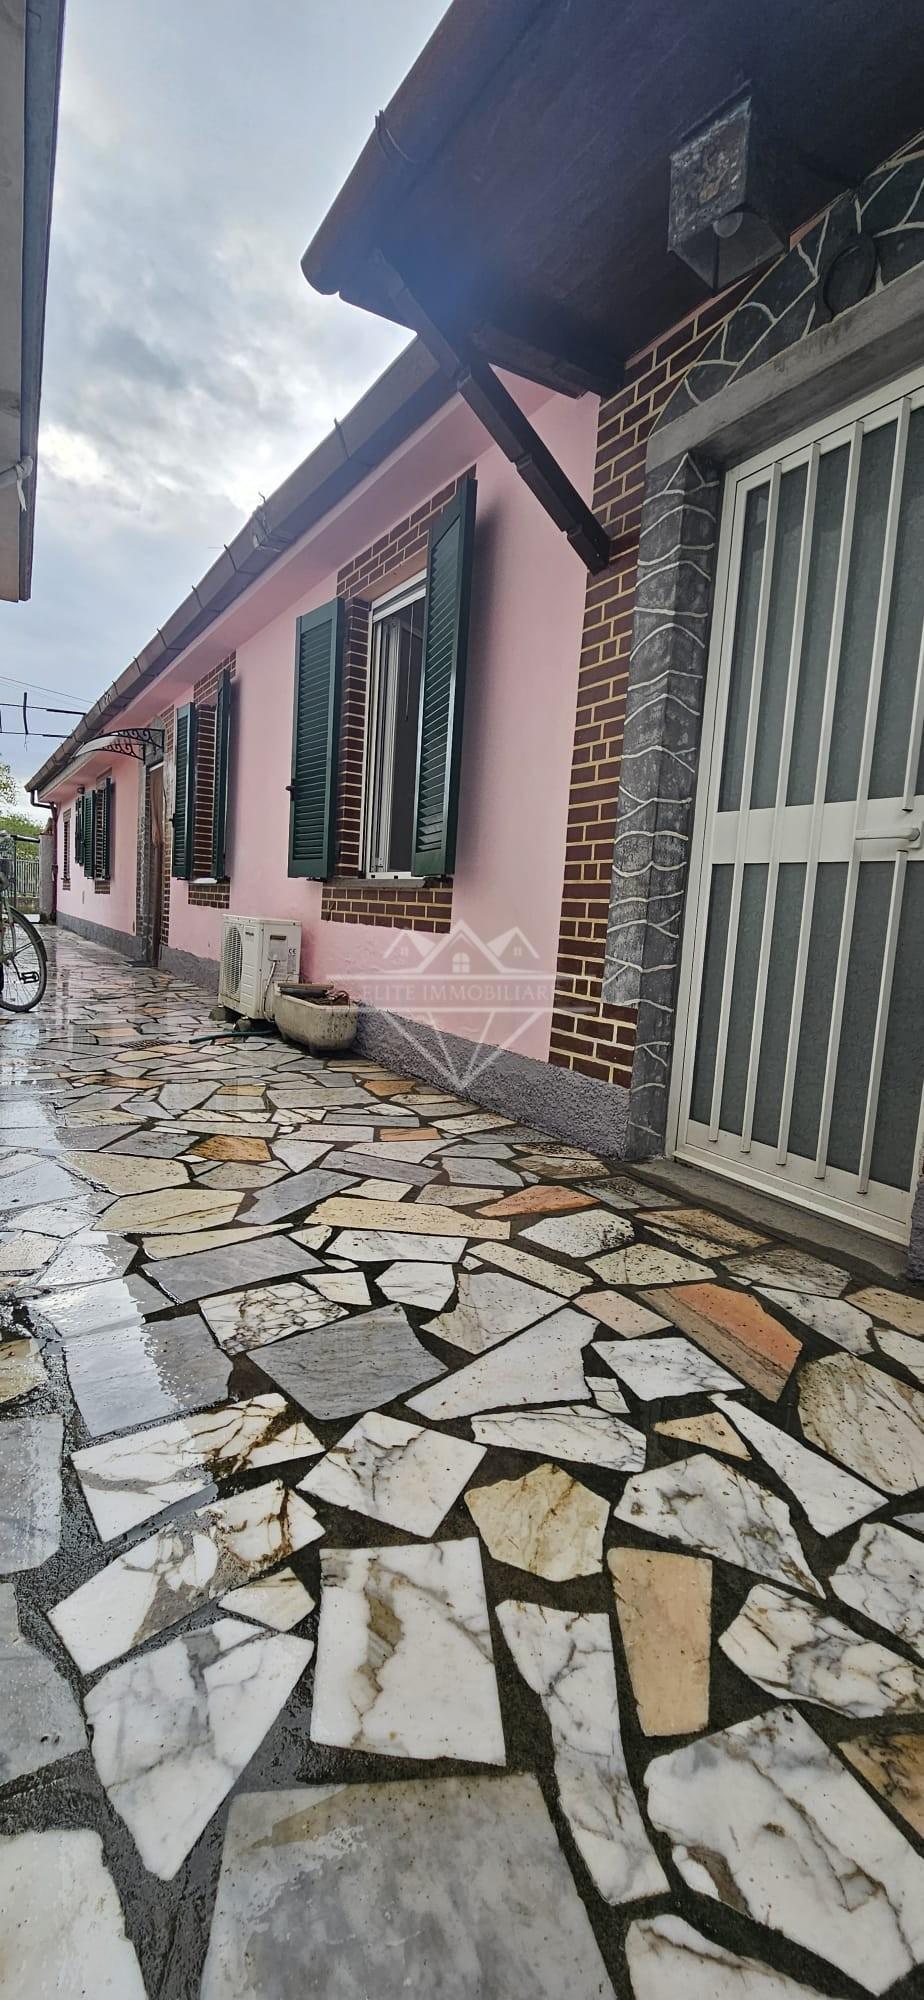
1, 930, 924, 1997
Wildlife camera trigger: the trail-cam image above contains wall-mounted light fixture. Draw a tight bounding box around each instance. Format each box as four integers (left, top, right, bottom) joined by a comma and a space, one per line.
668, 89, 790, 292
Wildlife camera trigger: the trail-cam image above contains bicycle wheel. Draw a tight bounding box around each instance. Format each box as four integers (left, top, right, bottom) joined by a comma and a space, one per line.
0, 908, 48, 1011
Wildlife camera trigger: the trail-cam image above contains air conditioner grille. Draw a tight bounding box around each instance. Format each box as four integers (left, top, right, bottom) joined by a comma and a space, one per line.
221, 922, 243, 1000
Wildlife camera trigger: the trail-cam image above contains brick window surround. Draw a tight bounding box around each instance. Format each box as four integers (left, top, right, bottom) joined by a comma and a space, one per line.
188, 654, 235, 910
61, 810, 70, 889
549, 278, 753, 1091
320, 475, 473, 934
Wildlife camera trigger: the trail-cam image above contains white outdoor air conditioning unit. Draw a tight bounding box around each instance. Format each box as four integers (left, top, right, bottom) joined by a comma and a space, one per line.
219, 916, 301, 1021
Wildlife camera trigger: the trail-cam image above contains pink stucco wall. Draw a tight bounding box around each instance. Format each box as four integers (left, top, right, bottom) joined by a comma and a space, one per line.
49, 378, 598, 1063
55, 753, 139, 941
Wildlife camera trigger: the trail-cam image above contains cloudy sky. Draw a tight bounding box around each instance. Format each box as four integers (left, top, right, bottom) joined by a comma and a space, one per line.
1, 0, 448, 801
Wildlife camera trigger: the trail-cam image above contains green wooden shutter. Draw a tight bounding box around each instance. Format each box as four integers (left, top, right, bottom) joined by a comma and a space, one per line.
412, 474, 477, 876
172, 703, 196, 880
287, 598, 343, 879
83, 792, 94, 877
211, 670, 232, 879
101, 777, 113, 878
74, 792, 84, 867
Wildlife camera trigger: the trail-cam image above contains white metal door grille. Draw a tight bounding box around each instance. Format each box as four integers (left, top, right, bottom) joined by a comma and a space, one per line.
671, 372, 924, 1240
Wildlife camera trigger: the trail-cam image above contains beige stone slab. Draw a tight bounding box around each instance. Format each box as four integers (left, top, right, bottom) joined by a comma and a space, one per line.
655, 1412, 750, 1459
609, 1548, 711, 1736
0, 1232, 58, 1275
850, 1287, 924, 1338
840, 1732, 924, 1841
190, 1135, 273, 1163
575, 1290, 669, 1337
478, 1186, 596, 1220
101, 1188, 242, 1236
140, 1223, 286, 1259
466, 1463, 608, 1580
0, 1338, 48, 1403
307, 1196, 509, 1240
645, 1207, 768, 1260
67, 1152, 190, 1196
471, 1239, 592, 1297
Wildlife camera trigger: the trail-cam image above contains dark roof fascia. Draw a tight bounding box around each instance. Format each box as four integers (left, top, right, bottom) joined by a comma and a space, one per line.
301, 0, 550, 297
18, 0, 65, 600
28, 338, 450, 797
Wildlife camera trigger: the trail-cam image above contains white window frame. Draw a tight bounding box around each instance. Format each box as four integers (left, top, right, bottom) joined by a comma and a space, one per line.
361, 571, 427, 881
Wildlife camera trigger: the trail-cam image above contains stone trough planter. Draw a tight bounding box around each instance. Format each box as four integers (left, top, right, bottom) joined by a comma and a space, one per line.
273, 983, 359, 1054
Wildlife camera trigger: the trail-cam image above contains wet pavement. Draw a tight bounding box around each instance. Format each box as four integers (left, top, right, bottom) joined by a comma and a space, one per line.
1, 927, 924, 1997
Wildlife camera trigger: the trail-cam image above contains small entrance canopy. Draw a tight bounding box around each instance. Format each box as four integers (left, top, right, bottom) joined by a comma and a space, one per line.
44, 728, 165, 795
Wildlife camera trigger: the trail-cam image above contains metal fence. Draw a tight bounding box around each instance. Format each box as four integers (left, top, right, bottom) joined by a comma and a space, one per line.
0, 834, 40, 913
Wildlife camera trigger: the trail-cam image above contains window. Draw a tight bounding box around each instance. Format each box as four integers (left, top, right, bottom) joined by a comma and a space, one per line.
93, 777, 112, 882
364, 581, 425, 876
172, 669, 232, 881
62, 812, 70, 887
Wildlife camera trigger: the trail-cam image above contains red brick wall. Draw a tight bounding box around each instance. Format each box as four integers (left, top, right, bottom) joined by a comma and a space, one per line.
549, 280, 752, 1088
321, 474, 473, 935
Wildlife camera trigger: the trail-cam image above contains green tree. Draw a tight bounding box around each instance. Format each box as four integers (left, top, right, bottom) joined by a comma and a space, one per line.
0, 759, 45, 837
0, 760, 16, 811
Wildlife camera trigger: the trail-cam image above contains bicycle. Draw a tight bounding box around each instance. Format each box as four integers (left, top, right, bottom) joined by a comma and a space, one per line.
0, 852, 47, 1012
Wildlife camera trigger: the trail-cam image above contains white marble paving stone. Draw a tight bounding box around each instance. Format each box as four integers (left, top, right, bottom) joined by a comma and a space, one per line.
593, 1334, 742, 1400
0, 1582, 86, 1782
201, 1280, 345, 1354
439, 1154, 523, 1187
614, 1452, 820, 1597
712, 1393, 883, 1534
330, 1227, 471, 1263
30, 1230, 136, 1289
645, 1703, 924, 1995
724, 1246, 849, 1295
0, 1335, 47, 1402
200, 1774, 613, 2000
72, 1393, 323, 1539
874, 1326, 924, 1383
521, 1208, 634, 1260
66, 1149, 191, 1195
408, 1307, 595, 1422
86, 1617, 313, 1880
310, 1538, 505, 1763
49, 1479, 324, 1674
301, 1410, 484, 1535
0, 1414, 62, 1573
757, 1287, 874, 1354
377, 1259, 457, 1310
0, 1829, 146, 1997
721, 1580, 924, 1715
626, 1914, 835, 2000
831, 1520, 924, 1659
3, 1193, 110, 1238
895, 1508, 924, 1536
471, 1404, 645, 1473
220, 1567, 315, 1630
497, 1601, 666, 1904
255, 1302, 446, 1420
585, 1373, 630, 1414
302, 1272, 367, 1309
425, 1267, 565, 1354
798, 1353, 924, 1495
589, 1243, 713, 1287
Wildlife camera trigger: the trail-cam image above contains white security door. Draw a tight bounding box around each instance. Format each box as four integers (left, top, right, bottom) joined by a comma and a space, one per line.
672, 372, 924, 1241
